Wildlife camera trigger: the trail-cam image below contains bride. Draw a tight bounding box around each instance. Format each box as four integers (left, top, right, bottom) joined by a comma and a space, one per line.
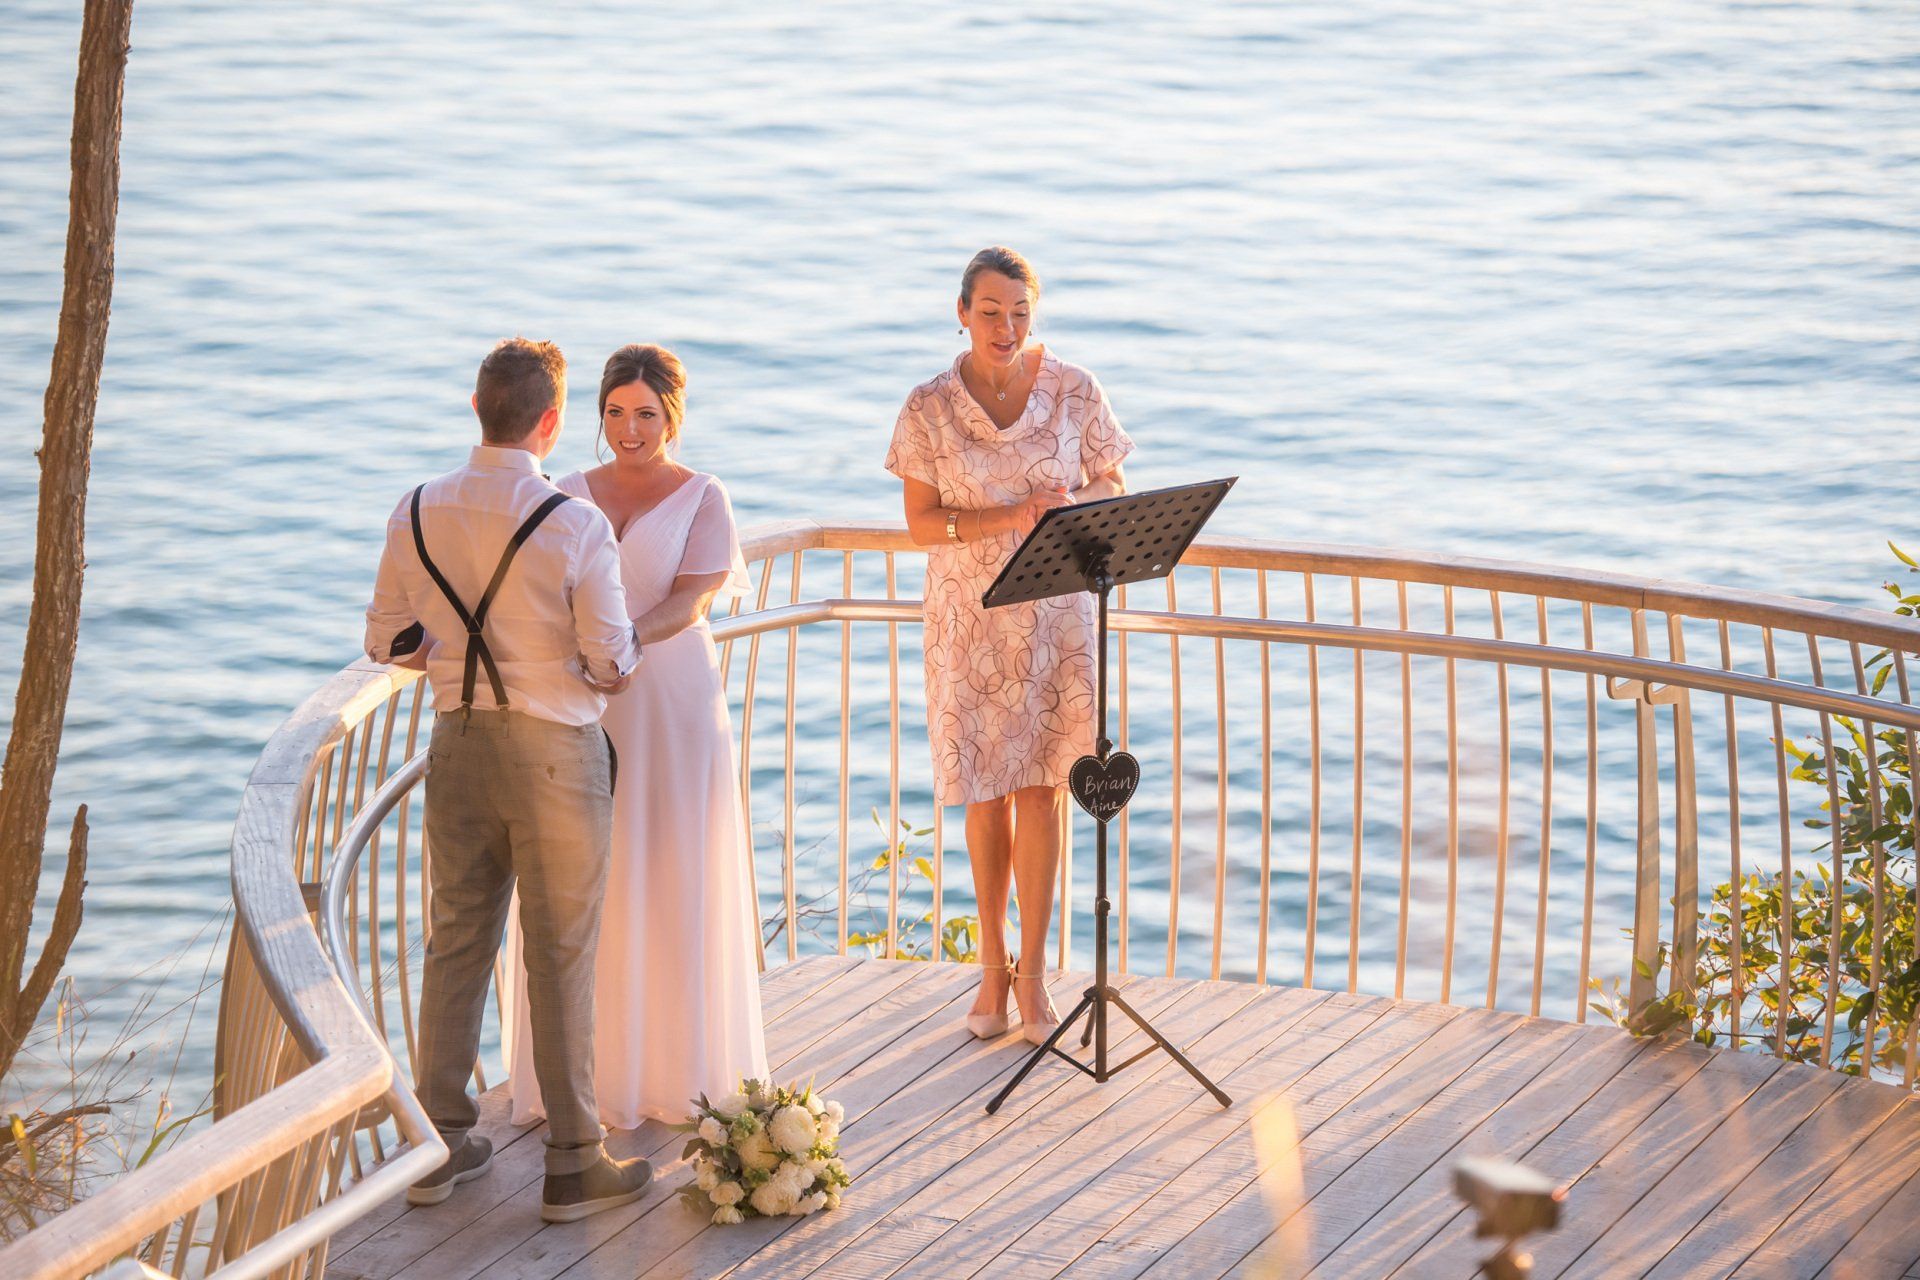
499, 343, 769, 1128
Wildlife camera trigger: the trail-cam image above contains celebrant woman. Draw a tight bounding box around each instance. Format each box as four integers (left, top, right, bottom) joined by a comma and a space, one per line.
502, 343, 769, 1127
885, 246, 1134, 1045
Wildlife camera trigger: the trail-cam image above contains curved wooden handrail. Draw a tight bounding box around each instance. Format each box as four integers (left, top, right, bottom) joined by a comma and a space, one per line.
0, 663, 443, 1280
750, 520, 1920, 653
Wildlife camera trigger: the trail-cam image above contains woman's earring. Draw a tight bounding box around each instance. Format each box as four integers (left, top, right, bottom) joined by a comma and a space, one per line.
958, 326, 965, 334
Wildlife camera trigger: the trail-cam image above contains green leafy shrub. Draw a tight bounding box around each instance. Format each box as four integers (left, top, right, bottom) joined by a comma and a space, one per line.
1594, 544, 1919, 1080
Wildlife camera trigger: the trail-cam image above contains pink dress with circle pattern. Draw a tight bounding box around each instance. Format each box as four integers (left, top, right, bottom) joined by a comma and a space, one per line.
886, 349, 1136, 806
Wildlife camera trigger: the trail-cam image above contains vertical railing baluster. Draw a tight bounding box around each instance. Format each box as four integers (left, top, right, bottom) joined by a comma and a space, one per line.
1349, 576, 1365, 995
1442, 585, 1459, 1004
1720, 621, 1745, 1047
1212, 566, 1228, 981
1764, 628, 1793, 1058
397, 681, 424, 1072
1532, 598, 1553, 1018
1488, 591, 1510, 1009
1809, 635, 1844, 1065
1851, 641, 1885, 1071
1166, 572, 1184, 977
838, 552, 852, 955
1627, 608, 1664, 1019
740, 557, 774, 970
1396, 581, 1412, 1001
784, 551, 803, 962
1578, 604, 1597, 1023
1305, 574, 1322, 989
886, 551, 901, 961
1896, 652, 1917, 1089
1258, 570, 1274, 987
1117, 580, 1132, 973
1667, 616, 1700, 1010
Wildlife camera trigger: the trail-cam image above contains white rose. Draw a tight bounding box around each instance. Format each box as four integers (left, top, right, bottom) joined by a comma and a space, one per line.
804, 1093, 825, 1116
824, 1100, 845, 1125
750, 1181, 794, 1217
769, 1105, 818, 1156
805, 1156, 828, 1176
695, 1162, 720, 1193
712, 1180, 744, 1207
817, 1117, 840, 1147
698, 1116, 726, 1145
735, 1129, 781, 1172
712, 1205, 744, 1225
824, 1190, 841, 1210
799, 1190, 828, 1215
714, 1091, 750, 1120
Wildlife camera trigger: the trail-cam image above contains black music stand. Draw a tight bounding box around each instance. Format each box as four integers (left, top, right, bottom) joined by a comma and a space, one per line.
981, 477, 1237, 1116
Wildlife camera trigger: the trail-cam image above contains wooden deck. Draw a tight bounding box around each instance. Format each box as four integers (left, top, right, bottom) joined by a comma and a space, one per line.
325, 956, 1920, 1279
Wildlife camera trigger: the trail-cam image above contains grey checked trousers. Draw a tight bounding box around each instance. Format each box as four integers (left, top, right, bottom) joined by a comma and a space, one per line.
415, 708, 612, 1175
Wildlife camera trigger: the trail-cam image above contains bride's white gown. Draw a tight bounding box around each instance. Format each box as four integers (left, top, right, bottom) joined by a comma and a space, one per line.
499, 470, 769, 1128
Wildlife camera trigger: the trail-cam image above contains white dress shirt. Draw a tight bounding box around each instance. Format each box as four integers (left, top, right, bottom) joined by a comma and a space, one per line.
364, 445, 641, 726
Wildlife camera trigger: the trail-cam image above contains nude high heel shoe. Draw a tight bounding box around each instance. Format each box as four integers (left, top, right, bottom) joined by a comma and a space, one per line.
966, 956, 1015, 1038
1013, 957, 1059, 1045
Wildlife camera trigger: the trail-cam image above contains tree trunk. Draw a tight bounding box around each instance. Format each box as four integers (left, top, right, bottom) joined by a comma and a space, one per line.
0, 0, 134, 1084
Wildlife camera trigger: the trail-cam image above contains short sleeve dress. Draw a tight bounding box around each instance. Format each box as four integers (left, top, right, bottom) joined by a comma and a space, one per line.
885, 349, 1136, 806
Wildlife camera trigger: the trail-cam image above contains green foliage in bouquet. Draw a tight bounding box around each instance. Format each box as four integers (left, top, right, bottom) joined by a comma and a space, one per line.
674, 1078, 850, 1224
1593, 544, 1919, 1078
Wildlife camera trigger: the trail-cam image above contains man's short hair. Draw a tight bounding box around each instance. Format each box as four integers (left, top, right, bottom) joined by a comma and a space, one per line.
474, 338, 567, 443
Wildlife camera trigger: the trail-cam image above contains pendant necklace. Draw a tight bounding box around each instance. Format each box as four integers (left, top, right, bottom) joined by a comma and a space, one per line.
974, 352, 1021, 402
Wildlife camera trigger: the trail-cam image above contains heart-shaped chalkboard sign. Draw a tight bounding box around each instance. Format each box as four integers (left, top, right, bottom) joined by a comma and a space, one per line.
1069, 751, 1140, 824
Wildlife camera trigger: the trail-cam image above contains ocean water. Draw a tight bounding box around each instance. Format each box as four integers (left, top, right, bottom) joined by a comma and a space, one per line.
2, 1, 1917, 1103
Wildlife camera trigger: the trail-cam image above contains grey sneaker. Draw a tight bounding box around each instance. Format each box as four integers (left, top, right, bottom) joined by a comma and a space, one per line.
406, 1135, 493, 1206
540, 1152, 653, 1223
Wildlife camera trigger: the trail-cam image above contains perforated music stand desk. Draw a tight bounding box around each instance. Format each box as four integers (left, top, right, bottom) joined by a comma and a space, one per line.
981, 477, 1236, 1115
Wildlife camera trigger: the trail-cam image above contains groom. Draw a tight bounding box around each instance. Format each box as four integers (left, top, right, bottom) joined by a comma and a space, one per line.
364, 337, 651, 1223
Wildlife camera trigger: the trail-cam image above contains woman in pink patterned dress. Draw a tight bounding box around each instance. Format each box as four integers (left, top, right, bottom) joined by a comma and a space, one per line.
886, 247, 1134, 1045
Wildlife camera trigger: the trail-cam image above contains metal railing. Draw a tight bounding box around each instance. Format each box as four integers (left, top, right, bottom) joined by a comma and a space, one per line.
6, 519, 1917, 1278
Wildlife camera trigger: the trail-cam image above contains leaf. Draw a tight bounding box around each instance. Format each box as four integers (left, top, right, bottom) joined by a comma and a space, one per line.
10, 1115, 34, 1177
1892, 541, 1917, 569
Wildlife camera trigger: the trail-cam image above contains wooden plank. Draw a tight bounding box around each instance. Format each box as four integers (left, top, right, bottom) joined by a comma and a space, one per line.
620, 973, 1194, 1280
1030, 993, 1398, 1280
959, 989, 1365, 1280
1557, 1057, 1845, 1278
870, 983, 1317, 1279
329, 957, 930, 1279
327, 950, 850, 1270
1391, 1033, 1715, 1276
1646, 1075, 1909, 1278
394, 960, 971, 1280
1735, 1092, 1920, 1278
1213, 1007, 1533, 1279
727, 977, 1259, 1280
1303, 1020, 1643, 1276
526, 966, 1101, 1280
1056, 995, 1456, 1280
327, 1081, 540, 1258
1815, 1148, 1920, 1278
1487, 1040, 1779, 1279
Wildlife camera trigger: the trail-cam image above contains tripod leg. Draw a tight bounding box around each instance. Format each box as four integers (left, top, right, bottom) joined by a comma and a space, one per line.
1105, 987, 1233, 1108
985, 991, 1093, 1116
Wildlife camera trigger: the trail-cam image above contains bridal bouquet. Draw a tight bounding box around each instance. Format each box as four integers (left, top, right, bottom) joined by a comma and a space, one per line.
678, 1078, 851, 1224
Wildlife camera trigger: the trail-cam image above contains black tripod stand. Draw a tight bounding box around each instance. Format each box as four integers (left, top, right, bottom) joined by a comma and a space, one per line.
981, 478, 1237, 1117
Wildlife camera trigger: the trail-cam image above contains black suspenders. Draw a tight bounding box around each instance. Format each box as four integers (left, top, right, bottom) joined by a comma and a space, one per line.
408, 486, 574, 712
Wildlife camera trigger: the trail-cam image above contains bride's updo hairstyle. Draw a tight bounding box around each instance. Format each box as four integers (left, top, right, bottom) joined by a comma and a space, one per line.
960, 245, 1041, 306
599, 343, 688, 447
